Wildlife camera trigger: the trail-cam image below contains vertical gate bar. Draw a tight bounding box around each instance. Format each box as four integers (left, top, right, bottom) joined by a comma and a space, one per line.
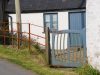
79, 32, 81, 63
77, 33, 79, 63
79, 33, 81, 63
53, 33, 56, 59
71, 33, 73, 62
73, 33, 76, 62
60, 34, 62, 61
56, 34, 59, 60
29, 23, 31, 52
67, 32, 70, 64
74, 33, 76, 63
80, 46, 82, 64
63, 33, 66, 61
73, 33, 76, 63
75, 47, 77, 62
75, 33, 78, 62
45, 27, 51, 65
52, 30, 56, 63
79, 32, 82, 64
74, 34, 76, 62
80, 33, 82, 64
77, 34, 79, 62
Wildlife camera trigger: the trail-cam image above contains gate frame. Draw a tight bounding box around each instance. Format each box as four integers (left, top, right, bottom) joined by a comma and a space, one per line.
45, 27, 51, 65
45, 27, 87, 67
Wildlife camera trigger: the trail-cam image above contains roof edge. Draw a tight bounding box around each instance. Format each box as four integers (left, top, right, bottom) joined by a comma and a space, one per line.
6, 7, 86, 14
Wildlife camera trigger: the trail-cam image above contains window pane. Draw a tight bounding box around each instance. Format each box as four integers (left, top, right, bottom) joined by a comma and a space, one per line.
52, 14, 57, 22
69, 13, 82, 30
45, 15, 50, 22
52, 14, 57, 30
53, 23, 57, 30
45, 22, 50, 28
44, 13, 58, 31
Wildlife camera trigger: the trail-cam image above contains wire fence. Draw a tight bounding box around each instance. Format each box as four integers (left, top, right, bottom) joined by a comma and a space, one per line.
0, 21, 46, 52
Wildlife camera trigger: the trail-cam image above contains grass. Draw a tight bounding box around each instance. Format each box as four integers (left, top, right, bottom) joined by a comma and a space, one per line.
0, 45, 100, 75
76, 64, 100, 75
0, 45, 77, 75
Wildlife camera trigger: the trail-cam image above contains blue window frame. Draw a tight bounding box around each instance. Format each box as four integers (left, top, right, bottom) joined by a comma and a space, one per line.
44, 13, 58, 31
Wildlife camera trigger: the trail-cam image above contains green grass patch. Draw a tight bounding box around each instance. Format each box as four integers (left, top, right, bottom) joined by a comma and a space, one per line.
76, 64, 100, 75
0, 45, 77, 75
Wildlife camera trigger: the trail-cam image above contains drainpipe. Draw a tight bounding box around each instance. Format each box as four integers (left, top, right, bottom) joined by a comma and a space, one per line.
8, 15, 13, 35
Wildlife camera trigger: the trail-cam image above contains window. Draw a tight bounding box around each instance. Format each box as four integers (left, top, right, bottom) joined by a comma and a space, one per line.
44, 13, 58, 31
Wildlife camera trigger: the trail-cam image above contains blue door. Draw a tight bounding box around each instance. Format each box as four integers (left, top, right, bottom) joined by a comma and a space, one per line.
69, 12, 86, 47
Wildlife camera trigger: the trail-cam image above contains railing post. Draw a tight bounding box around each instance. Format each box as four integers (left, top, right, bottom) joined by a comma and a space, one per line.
45, 27, 51, 65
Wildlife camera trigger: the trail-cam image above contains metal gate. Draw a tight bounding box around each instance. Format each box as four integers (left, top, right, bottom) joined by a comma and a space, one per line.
46, 27, 87, 67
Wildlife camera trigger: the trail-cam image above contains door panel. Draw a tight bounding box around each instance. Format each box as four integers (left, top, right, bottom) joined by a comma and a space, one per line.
69, 12, 85, 47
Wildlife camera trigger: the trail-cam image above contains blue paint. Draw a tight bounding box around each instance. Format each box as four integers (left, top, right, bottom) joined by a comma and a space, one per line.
69, 12, 86, 47
49, 11, 86, 67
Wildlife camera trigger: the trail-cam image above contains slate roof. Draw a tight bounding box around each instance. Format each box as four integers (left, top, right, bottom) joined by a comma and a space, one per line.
6, 0, 86, 13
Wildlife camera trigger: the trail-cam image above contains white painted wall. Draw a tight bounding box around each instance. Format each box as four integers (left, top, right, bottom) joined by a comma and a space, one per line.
9, 13, 45, 47
58, 12, 69, 30
87, 0, 100, 70
9, 12, 69, 48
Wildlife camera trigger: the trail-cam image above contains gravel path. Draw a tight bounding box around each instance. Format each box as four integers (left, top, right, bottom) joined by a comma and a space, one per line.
0, 59, 37, 75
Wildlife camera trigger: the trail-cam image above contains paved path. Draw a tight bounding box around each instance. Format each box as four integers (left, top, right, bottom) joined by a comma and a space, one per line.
0, 59, 37, 75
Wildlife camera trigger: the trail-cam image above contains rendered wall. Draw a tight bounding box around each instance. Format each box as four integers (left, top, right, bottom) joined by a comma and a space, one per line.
9, 10, 84, 49
87, 0, 100, 70
9, 12, 69, 48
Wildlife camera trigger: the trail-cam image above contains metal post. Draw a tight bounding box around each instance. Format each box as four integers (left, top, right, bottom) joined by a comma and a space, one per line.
15, 0, 21, 28
15, 0, 22, 46
45, 27, 51, 65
